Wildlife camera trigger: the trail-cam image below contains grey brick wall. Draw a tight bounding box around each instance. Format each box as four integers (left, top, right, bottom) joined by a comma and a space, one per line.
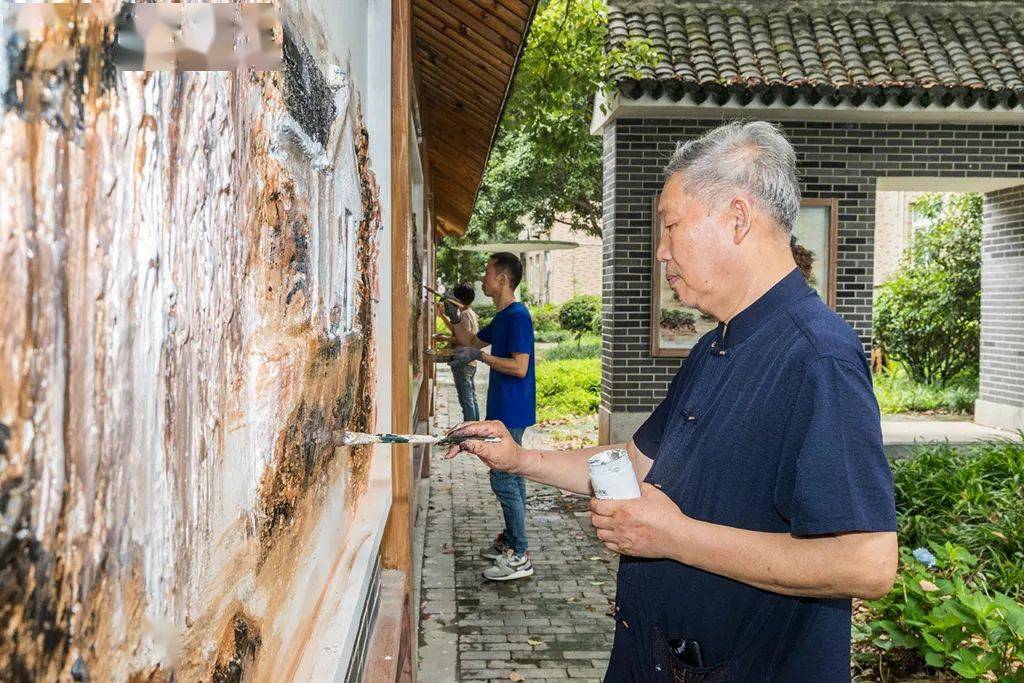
602, 116, 1024, 414
980, 186, 1024, 409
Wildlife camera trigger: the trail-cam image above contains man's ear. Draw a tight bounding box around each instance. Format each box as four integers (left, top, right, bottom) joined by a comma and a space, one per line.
730, 196, 753, 245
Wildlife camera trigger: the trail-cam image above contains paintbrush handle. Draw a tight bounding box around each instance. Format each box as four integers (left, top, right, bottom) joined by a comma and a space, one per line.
332, 431, 501, 447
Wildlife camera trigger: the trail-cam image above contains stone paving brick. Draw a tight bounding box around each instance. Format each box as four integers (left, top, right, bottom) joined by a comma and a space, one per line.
418, 366, 617, 681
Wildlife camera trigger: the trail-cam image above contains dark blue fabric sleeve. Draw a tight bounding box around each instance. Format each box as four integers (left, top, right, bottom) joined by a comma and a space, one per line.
774, 356, 897, 536
476, 321, 493, 345
507, 311, 534, 355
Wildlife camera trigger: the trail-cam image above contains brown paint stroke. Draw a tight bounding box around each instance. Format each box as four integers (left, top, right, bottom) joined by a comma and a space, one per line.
1, 9, 382, 680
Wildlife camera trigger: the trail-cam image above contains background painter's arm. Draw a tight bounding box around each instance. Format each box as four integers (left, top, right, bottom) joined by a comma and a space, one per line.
441, 305, 488, 349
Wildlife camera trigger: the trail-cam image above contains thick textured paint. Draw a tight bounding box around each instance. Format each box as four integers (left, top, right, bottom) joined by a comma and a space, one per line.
0, 6, 381, 680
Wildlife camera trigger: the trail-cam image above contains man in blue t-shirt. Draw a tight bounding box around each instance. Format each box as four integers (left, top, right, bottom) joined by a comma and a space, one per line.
445, 252, 536, 582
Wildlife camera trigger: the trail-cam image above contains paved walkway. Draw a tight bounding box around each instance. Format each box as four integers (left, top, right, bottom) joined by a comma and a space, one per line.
881, 414, 1021, 458
419, 366, 616, 683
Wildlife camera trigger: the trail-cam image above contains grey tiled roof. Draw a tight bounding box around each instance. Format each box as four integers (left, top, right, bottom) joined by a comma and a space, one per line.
607, 2, 1024, 108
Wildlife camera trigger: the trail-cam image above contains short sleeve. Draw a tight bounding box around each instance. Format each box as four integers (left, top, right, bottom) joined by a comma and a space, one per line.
774, 357, 897, 536
632, 368, 686, 459
507, 312, 534, 355
477, 322, 493, 345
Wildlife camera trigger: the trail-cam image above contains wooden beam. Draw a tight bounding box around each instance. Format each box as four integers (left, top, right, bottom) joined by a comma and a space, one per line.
463, 0, 531, 30
426, 151, 488, 187
360, 570, 409, 682
431, 185, 479, 223
417, 59, 505, 109
421, 0, 522, 53
417, 72, 499, 125
428, 171, 483, 210
413, 2, 516, 69
414, 41, 507, 95
411, 22, 512, 90
414, 32, 509, 89
479, 0, 534, 22
420, 91, 497, 135
428, 136, 489, 175
440, 0, 527, 43
383, 0, 413, 602
419, 107, 494, 146
434, 198, 473, 228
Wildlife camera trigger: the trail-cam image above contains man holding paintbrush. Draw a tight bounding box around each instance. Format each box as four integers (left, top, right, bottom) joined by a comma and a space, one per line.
444, 252, 537, 582
445, 123, 897, 680
434, 283, 481, 423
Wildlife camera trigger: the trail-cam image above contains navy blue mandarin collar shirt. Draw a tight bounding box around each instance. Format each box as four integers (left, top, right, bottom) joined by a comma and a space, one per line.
606, 268, 896, 682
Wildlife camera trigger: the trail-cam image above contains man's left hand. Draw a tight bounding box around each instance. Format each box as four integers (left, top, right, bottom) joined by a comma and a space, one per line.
443, 300, 462, 324
589, 483, 688, 559
451, 345, 482, 367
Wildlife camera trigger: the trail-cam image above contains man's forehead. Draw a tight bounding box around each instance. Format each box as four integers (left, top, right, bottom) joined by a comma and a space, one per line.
659, 174, 688, 215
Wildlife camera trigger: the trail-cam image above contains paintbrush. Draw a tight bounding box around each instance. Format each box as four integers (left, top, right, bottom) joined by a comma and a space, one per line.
424, 285, 466, 309
332, 431, 501, 448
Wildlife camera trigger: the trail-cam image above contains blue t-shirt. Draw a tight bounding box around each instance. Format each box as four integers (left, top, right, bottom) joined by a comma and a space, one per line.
607, 268, 896, 682
476, 302, 536, 429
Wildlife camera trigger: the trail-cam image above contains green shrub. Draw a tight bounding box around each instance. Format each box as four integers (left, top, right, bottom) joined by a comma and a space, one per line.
540, 341, 601, 361
536, 358, 600, 421
536, 329, 570, 344
559, 295, 601, 346
874, 193, 981, 387
474, 303, 496, 329
859, 543, 1024, 680
532, 303, 561, 334
874, 363, 978, 414
891, 440, 1024, 598
660, 307, 697, 333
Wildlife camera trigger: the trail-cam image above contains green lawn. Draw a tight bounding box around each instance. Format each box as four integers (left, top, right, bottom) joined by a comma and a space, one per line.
874, 364, 978, 415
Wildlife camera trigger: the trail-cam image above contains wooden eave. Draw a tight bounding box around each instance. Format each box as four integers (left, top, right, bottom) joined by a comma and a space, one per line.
412, 0, 540, 237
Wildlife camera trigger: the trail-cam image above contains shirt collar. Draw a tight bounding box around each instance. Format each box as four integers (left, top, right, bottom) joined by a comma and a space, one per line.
715, 268, 813, 350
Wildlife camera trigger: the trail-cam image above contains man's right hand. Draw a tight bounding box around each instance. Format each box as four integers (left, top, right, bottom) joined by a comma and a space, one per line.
444, 420, 524, 473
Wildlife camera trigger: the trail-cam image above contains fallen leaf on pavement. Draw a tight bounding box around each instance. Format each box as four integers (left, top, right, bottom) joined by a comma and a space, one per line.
527, 638, 543, 646
509, 672, 525, 681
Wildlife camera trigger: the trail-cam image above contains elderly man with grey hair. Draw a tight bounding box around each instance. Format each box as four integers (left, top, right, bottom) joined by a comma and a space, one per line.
447, 121, 898, 681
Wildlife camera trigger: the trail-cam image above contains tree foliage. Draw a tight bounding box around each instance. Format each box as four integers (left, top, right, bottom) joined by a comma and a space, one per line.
874, 193, 982, 387
559, 295, 601, 346
435, 0, 655, 285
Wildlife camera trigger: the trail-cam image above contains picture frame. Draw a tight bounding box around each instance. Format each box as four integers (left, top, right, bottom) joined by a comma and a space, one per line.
649, 195, 838, 358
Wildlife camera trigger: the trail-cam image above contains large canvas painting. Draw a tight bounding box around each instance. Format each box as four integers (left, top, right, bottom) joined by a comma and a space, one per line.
651, 196, 838, 357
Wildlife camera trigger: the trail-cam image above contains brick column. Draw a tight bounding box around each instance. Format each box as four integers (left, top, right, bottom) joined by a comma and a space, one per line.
977, 185, 1024, 430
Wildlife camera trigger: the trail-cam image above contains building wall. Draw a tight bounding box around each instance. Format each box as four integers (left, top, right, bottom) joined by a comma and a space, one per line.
0, 2, 395, 679
873, 190, 928, 297
523, 222, 602, 305
977, 185, 1024, 430
602, 117, 1024, 442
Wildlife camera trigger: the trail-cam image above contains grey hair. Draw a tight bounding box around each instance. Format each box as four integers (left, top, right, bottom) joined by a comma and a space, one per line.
663, 121, 801, 232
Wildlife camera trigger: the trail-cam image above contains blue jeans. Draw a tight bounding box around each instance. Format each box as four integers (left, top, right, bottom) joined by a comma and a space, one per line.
490, 427, 528, 555
451, 363, 479, 422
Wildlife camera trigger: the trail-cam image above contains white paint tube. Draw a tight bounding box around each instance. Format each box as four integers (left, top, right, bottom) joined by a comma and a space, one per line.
588, 448, 641, 500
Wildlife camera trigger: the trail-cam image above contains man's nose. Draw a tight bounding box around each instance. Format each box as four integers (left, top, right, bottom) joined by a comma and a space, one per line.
655, 231, 672, 263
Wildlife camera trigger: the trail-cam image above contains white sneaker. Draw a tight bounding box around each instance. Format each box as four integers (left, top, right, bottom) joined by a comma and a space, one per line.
482, 550, 534, 582
479, 533, 510, 560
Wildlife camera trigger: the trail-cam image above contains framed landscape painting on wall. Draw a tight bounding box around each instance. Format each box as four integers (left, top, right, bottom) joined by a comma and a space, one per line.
650, 196, 838, 357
